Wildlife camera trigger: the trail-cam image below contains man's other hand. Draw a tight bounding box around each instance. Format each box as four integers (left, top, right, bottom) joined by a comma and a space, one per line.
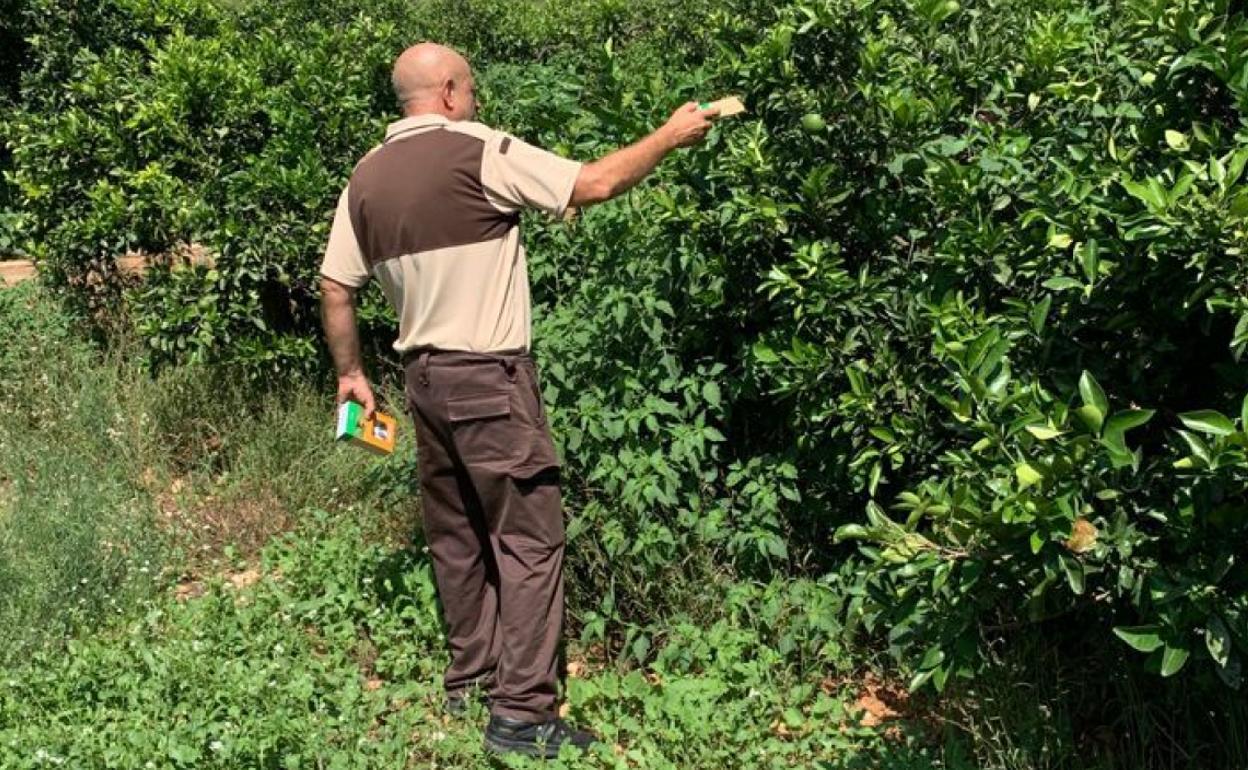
337, 371, 377, 420
661, 102, 719, 149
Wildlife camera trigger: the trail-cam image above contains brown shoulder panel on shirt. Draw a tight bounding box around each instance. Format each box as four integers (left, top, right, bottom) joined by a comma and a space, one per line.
347, 129, 519, 266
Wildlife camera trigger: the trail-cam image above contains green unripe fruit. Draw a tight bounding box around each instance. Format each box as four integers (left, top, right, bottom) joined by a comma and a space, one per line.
801, 113, 826, 133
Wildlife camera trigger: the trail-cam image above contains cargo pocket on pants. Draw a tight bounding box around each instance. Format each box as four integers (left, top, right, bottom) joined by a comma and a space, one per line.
447, 390, 515, 465
507, 362, 559, 478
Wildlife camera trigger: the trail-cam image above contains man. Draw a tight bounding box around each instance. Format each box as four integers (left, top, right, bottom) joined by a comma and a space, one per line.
319, 42, 716, 758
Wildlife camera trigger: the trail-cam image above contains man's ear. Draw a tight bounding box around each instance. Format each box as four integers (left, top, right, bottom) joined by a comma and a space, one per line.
442, 78, 456, 110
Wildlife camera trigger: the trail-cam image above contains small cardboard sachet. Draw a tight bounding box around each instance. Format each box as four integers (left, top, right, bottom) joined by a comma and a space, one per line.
700, 95, 747, 119
336, 401, 398, 456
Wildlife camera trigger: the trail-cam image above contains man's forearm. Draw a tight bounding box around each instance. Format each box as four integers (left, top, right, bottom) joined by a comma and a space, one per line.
571, 128, 676, 207
321, 278, 364, 376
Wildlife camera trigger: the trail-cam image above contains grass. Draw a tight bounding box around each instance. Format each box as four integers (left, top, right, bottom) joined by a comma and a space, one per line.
3, 282, 1246, 769
0, 513, 944, 769
0, 281, 415, 662
0, 282, 166, 660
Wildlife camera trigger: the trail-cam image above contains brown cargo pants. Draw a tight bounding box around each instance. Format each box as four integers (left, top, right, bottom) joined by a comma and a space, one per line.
403, 348, 564, 723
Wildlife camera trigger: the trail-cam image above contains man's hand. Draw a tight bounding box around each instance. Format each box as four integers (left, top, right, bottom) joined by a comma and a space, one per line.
659, 102, 719, 149
337, 371, 377, 420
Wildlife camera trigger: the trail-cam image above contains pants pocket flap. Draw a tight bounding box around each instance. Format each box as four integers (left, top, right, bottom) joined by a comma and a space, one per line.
447, 391, 511, 423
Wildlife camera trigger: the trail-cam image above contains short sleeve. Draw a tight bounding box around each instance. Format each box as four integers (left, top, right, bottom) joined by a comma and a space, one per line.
481, 132, 584, 218
319, 187, 370, 288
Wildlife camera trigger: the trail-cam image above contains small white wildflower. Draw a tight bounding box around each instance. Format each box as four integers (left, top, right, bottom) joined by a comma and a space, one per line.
209, 740, 224, 752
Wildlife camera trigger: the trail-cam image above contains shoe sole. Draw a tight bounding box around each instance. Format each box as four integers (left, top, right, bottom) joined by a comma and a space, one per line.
483, 734, 574, 759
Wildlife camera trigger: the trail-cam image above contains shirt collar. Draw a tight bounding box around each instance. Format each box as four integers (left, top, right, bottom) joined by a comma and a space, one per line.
385, 113, 450, 142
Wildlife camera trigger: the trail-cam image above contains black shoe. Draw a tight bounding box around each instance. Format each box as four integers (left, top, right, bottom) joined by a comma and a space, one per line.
483, 714, 598, 758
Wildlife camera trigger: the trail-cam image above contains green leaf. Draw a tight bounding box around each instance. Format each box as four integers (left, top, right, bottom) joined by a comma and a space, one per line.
702, 381, 722, 408
1160, 644, 1190, 677
1178, 409, 1235, 436
1079, 371, 1109, 418
908, 667, 935, 692
1206, 616, 1232, 668
1026, 425, 1065, 440
1114, 625, 1164, 653
1210, 155, 1227, 185
1042, 276, 1083, 291
1121, 177, 1168, 210
1235, 313, 1248, 356
168, 743, 201, 763
783, 707, 805, 728
1102, 409, 1154, 455
1079, 239, 1099, 283
1242, 392, 1248, 433
752, 342, 779, 363
1076, 404, 1104, 434
845, 365, 867, 396
1175, 429, 1211, 465
919, 645, 946, 670
869, 426, 897, 443
1060, 552, 1085, 594
1030, 294, 1052, 334
1048, 232, 1073, 249
632, 634, 650, 663
1169, 172, 1195, 204
1105, 409, 1154, 433
1164, 129, 1189, 151
833, 524, 871, 543
1228, 147, 1248, 187
1015, 462, 1043, 489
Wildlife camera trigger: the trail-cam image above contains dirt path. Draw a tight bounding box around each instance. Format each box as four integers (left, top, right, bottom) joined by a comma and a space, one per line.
0, 259, 36, 285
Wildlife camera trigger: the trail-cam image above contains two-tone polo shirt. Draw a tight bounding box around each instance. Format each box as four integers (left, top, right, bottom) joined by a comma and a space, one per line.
319, 113, 583, 354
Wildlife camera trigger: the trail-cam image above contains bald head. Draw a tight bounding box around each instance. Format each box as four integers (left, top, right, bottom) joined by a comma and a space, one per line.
391, 43, 478, 121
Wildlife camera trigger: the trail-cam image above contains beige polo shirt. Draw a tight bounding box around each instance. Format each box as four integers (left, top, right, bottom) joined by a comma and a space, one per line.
320, 113, 583, 353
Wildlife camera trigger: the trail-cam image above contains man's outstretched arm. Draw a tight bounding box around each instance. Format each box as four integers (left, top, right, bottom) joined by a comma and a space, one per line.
321, 276, 376, 418
569, 102, 718, 208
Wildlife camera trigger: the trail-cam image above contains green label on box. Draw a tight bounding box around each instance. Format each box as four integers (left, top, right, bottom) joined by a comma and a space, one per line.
336, 401, 362, 440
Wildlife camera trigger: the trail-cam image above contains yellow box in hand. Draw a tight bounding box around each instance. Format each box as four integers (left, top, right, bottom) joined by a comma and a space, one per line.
699, 95, 747, 119
336, 401, 397, 456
